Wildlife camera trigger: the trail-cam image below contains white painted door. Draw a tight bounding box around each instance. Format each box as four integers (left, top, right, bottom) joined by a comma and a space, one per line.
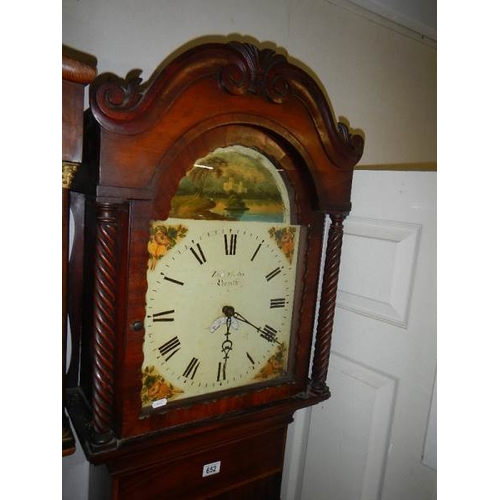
282, 170, 437, 500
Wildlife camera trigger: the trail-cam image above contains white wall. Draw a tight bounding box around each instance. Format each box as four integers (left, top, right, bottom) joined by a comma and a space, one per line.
62, 0, 436, 166
62, 1, 436, 498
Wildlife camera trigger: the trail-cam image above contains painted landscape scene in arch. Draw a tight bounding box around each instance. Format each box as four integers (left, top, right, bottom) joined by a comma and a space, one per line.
169, 145, 289, 223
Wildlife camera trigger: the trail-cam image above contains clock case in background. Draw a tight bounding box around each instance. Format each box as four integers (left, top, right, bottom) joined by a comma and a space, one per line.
62, 46, 97, 457
66, 41, 364, 499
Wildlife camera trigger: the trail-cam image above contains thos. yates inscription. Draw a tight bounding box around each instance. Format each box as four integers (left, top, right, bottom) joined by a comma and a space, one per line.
211, 270, 245, 288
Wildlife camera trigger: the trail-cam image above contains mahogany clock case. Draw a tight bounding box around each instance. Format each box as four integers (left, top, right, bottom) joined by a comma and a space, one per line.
62, 46, 97, 456
66, 41, 364, 463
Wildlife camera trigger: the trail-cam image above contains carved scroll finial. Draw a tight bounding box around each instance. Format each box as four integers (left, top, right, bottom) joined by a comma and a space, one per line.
90, 41, 363, 166
94, 70, 143, 115
337, 122, 364, 161
220, 42, 363, 162
220, 42, 291, 103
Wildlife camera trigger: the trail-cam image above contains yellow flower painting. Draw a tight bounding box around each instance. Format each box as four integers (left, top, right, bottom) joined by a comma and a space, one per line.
141, 365, 184, 406
147, 223, 187, 270
254, 343, 287, 381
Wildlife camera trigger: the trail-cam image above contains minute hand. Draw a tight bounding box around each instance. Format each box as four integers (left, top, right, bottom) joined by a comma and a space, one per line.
233, 311, 281, 344
232, 311, 260, 331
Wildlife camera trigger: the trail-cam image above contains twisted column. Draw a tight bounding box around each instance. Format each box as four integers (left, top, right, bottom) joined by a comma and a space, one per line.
90, 203, 120, 445
309, 214, 345, 396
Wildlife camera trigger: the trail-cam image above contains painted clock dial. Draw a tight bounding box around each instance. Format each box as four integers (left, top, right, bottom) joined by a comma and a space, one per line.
140, 145, 302, 409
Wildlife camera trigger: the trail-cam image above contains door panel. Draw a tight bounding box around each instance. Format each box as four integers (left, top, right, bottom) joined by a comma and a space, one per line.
337, 216, 421, 328
282, 171, 437, 500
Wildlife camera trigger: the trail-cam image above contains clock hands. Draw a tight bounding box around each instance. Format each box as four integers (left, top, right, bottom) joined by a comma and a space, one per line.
210, 305, 282, 382
221, 310, 234, 358
231, 311, 259, 332
217, 316, 233, 381
211, 307, 278, 343
213, 306, 238, 381
232, 310, 282, 345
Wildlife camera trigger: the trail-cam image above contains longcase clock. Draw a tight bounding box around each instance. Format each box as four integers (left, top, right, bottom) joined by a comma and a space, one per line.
66, 41, 364, 499
62, 45, 96, 456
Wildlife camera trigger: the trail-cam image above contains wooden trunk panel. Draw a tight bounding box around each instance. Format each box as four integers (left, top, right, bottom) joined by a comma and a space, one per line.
209, 475, 282, 500
112, 426, 286, 499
